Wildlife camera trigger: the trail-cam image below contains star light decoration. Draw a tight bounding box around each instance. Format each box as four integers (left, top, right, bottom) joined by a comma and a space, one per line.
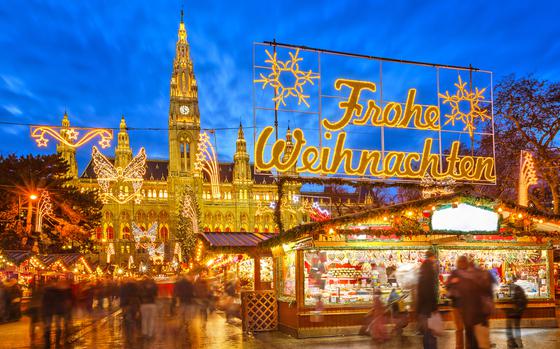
255, 49, 319, 108
131, 222, 157, 249
195, 132, 221, 199
438, 76, 490, 137
91, 146, 147, 204
31, 126, 113, 149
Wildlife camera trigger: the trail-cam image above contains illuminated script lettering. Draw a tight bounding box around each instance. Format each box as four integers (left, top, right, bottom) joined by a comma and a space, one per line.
255, 78, 495, 182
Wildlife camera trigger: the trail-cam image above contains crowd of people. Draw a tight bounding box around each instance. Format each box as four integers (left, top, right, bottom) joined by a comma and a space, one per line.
359, 250, 528, 349
1, 271, 240, 348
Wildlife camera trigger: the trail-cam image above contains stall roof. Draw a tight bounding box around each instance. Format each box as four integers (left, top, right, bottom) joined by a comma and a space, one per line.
260, 191, 560, 247
201, 232, 276, 248
3, 250, 32, 265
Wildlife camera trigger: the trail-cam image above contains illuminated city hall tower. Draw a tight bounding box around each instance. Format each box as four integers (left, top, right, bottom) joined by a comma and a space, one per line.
167, 10, 202, 210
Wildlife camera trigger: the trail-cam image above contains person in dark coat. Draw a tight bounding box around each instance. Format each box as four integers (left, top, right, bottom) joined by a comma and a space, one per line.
446, 255, 468, 349
120, 278, 141, 344
174, 275, 195, 327
455, 262, 494, 349
42, 279, 73, 347
506, 277, 527, 348
417, 250, 439, 349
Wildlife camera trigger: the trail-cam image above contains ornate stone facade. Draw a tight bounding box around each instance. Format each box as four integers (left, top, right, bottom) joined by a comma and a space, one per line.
64, 12, 306, 263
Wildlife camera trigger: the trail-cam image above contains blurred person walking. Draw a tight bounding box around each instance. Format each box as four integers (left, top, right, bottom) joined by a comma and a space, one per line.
506, 277, 527, 348
120, 278, 141, 345
194, 273, 210, 324
447, 255, 468, 349
455, 260, 494, 349
174, 275, 195, 327
417, 250, 439, 349
140, 278, 158, 340
42, 279, 73, 347
27, 280, 43, 341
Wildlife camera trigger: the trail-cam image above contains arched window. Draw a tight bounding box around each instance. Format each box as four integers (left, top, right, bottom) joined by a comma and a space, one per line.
180, 139, 190, 171
122, 226, 131, 240
107, 226, 114, 240
95, 227, 103, 240
160, 226, 169, 241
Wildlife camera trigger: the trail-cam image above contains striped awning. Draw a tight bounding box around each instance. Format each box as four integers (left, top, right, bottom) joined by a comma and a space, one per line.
201, 232, 276, 248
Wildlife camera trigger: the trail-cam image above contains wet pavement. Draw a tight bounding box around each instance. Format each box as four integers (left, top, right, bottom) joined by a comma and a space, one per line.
2, 306, 560, 348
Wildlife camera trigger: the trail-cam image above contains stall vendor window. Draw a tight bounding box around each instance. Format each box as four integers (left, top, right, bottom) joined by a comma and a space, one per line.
260, 257, 273, 284
237, 259, 254, 289
279, 251, 296, 297
304, 249, 424, 306
439, 249, 550, 300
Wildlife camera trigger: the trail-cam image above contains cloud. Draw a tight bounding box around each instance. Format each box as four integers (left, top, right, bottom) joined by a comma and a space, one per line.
3, 104, 22, 116
0, 75, 35, 98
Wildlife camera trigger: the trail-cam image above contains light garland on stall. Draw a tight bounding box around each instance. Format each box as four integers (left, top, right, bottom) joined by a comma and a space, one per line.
194, 132, 221, 199
91, 146, 147, 204
31, 125, 113, 149
518, 150, 538, 207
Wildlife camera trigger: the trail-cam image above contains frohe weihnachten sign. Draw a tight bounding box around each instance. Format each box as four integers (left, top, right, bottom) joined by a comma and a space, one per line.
252, 43, 496, 184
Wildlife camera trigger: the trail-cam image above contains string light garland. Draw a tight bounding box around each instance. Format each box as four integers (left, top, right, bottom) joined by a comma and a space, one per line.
91, 146, 147, 204
262, 192, 560, 247
31, 125, 113, 149
195, 132, 221, 199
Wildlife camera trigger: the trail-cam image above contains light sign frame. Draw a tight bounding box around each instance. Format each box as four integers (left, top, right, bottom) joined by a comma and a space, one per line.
252, 41, 496, 185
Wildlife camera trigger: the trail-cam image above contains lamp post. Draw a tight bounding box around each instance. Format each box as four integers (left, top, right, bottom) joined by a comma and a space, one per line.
26, 193, 39, 234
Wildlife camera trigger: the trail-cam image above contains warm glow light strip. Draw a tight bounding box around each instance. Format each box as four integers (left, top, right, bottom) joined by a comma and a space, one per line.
195, 132, 221, 199
31, 126, 113, 149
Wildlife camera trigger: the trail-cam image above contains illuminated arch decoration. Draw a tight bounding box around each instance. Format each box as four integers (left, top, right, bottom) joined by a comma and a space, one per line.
132, 222, 157, 249
31, 125, 113, 149
35, 191, 54, 233
91, 146, 147, 204
438, 75, 490, 137
195, 132, 220, 199
255, 49, 319, 107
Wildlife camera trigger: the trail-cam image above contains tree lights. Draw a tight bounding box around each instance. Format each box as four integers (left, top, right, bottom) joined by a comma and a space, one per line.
91, 146, 147, 204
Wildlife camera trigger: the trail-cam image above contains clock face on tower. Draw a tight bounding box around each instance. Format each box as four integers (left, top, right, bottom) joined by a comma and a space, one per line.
179, 105, 190, 115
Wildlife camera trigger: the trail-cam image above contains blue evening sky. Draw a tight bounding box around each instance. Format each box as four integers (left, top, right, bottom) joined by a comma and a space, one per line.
0, 1, 559, 171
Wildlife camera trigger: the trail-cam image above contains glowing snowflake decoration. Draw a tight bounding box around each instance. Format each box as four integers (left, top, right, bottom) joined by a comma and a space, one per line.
438, 76, 490, 137
255, 49, 318, 107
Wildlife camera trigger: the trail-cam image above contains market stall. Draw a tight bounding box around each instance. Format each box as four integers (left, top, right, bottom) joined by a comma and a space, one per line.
198, 232, 275, 291
262, 193, 560, 338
